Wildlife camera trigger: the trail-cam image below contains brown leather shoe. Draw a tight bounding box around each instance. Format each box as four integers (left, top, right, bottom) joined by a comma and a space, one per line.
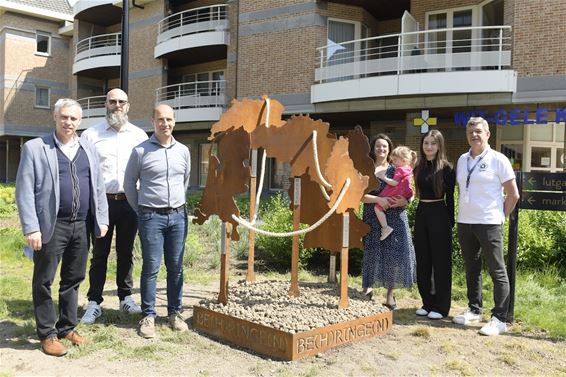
63, 330, 87, 346
41, 337, 68, 357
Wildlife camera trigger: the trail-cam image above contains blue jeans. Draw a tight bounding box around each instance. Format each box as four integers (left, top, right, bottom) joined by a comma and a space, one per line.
138, 207, 187, 317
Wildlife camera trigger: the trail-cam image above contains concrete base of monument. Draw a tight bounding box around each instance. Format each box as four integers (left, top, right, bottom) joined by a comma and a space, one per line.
191, 280, 393, 360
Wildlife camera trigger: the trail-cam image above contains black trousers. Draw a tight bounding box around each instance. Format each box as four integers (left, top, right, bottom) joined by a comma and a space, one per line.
32, 220, 88, 340
457, 223, 510, 322
87, 198, 138, 303
414, 201, 452, 316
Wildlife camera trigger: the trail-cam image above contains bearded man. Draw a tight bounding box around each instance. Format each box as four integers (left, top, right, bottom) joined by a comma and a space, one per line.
80, 88, 148, 324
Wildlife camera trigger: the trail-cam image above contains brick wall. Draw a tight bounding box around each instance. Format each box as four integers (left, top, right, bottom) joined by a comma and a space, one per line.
511, 0, 566, 76
128, 0, 164, 122
2, 12, 71, 128
237, 0, 324, 97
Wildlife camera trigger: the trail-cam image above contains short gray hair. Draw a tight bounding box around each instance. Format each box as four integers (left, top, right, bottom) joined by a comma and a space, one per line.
466, 117, 489, 132
54, 98, 83, 118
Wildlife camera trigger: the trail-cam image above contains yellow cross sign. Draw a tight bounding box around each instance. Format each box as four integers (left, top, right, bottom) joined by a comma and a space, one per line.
414, 110, 437, 133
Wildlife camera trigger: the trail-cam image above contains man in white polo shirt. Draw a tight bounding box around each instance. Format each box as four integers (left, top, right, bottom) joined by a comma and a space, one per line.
453, 117, 519, 336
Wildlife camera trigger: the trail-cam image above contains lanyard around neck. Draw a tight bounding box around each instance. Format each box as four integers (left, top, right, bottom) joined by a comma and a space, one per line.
466, 148, 489, 190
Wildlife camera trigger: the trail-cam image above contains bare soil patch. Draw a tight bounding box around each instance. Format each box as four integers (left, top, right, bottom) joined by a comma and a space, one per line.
1, 281, 565, 376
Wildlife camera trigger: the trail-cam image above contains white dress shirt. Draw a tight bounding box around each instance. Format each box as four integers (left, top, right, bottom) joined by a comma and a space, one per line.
81, 121, 148, 194
54, 133, 80, 160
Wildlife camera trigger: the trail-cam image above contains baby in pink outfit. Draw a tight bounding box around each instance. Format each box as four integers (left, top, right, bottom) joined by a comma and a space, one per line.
374, 146, 416, 240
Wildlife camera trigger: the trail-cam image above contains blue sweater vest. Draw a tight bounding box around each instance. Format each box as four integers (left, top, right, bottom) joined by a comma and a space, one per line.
56, 147, 91, 221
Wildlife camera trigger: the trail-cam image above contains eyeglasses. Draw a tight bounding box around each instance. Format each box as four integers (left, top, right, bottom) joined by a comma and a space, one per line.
108, 99, 128, 105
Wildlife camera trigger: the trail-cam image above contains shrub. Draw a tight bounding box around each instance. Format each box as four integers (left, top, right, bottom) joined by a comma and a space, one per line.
255, 193, 316, 269
507, 209, 566, 272
0, 184, 17, 218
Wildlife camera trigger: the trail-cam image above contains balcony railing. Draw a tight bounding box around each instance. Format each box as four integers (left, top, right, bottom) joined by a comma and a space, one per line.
78, 95, 106, 118
75, 33, 121, 63
315, 25, 512, 84
156, 80, 227, 110
157, 4, 228, 44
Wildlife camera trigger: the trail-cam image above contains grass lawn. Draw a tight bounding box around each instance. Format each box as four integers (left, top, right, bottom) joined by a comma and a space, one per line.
1, 223, 565, 340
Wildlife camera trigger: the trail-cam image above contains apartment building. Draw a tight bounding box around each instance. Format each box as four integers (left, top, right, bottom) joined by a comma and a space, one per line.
2, 0, 565, 185
0, 0, 73, 181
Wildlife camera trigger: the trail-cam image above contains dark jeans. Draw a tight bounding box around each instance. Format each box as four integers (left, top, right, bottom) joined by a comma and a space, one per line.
138, 207, 187, 317
457, 223, 510, 322
32, 220, 88, 340
414, 201, 452, 316
87, 199, 138, 303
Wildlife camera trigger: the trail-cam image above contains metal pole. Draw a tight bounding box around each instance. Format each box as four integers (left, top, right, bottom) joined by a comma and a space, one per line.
289, 177, 301, 297
120, 0, 129, 92
506, 171, 521, 322
328, 253, 337, 283
5, 138, 8, 183
338, 212, 350, 309
218, 222, 230, 305
246, 149, 258, 282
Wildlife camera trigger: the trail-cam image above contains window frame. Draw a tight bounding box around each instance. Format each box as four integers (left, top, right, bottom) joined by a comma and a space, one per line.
34, 86, 50, 109
35, 31, 51, 56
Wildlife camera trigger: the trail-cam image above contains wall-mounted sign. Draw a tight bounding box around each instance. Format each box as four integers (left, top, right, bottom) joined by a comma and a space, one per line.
453, 107, 566, 127
413, 110, 437, 133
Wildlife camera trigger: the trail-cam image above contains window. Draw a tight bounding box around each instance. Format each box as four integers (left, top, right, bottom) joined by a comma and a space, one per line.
500, 121, 565, 172
36, 32, 51, 55
199, 143, 212, 187
181, 70, 226, 97
35, 87, 50, 108
326, 19, 367, 81
269, 159, 292, 191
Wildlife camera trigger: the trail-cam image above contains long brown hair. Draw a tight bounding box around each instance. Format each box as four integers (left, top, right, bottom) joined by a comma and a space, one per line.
369, 133, 393, 163
414, 129, 451, 198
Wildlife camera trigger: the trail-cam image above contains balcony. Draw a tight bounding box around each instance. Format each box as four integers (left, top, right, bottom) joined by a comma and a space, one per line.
73, 0, 121, 26
311, 25, 517, 103
73, 33, 121, 75
156, 80, 227, 123
154, 4, 229, 59
77, 96, 106, 129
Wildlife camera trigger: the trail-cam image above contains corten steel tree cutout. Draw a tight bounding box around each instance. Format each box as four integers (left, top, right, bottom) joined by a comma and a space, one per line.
193, 97, 373, 308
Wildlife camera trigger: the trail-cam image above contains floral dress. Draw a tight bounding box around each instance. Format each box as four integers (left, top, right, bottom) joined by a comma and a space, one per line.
362, 165, 416, 289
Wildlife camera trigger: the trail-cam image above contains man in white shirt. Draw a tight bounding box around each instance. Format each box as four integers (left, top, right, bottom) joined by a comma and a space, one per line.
80, 89, 148, 324
453, 117, 519, 336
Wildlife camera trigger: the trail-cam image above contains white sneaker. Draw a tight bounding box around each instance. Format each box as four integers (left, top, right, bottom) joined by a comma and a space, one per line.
452, 309, 482, 325
120, 295, 142, 314
479, 316, 507, 336
427, 311, 444, 320
80, 301, 102, 324
415, 308, 429, 316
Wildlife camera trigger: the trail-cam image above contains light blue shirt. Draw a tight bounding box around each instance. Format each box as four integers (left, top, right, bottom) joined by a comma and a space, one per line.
124, 135, 190, 212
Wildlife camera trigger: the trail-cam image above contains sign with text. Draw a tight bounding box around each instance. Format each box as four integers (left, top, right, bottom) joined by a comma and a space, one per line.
453, 107, 566, 127
520, 191, 566, 211
519, 172, 566, 211
522, 172, 566, 192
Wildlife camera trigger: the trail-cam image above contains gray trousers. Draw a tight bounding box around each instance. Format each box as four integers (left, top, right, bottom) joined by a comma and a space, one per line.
457, 223, 510, 322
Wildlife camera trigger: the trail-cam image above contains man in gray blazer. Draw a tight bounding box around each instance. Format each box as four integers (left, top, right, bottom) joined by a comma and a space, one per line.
16, 98, 109, 357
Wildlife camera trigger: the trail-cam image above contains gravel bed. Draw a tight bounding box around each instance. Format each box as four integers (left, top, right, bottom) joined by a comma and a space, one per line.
196, 280, 390, 333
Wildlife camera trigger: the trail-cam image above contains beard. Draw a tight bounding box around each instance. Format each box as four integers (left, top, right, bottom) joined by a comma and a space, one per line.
107, 110, 128, 128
